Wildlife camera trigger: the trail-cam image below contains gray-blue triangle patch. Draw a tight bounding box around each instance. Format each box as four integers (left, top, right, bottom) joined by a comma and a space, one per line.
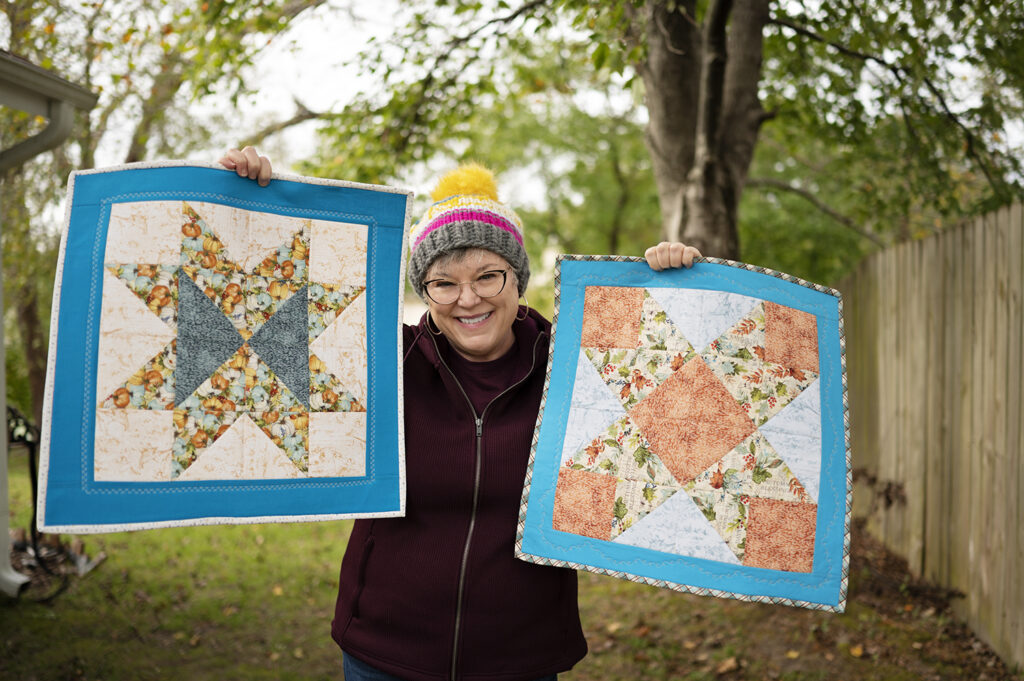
249, 284, 310, 408
174, 271, 245, 405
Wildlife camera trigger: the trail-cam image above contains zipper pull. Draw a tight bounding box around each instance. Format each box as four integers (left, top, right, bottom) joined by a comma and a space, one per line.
475, 417, 482, 437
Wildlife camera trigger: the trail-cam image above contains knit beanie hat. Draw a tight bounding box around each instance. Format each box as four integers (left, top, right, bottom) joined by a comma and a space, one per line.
407, 163, 529, 299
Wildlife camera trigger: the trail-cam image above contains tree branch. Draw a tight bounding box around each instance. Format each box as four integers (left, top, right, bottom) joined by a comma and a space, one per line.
746, 176, 885, 246
770, 15, 1006, 197
236, 98, 325, 148
444, 0, 549, 53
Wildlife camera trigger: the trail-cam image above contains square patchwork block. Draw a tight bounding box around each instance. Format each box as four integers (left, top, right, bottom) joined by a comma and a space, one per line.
552, 468, 618, 540
518, 255, 850, 612
38, 162, 410, 532
580, 286, 645, 348
744, 498, 818, 573
629, 357, 756, 484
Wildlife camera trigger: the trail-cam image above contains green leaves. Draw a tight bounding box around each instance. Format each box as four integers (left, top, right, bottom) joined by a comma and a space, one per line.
613, 497, 628, 521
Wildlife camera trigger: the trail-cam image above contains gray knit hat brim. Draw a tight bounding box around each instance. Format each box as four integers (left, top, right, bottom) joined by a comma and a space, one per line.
408, 220, 530, 300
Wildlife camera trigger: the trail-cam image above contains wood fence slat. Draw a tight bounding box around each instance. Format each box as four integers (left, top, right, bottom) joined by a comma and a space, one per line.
946, 222, 966, 593
968, 214, 988, 627
922, 234, 944, 584
976, 207, 1004, 648
953, 218, 976, 619
990, 205, 1010, 654
885, 246, 901, 551
907, 240, 926, 571
1008, 203, 1024, 665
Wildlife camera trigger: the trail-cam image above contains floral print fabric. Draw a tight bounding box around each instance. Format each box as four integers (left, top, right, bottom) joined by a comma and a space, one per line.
555, 285, 823, 573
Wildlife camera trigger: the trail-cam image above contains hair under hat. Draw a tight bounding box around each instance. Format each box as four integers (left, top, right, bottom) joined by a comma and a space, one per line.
408, 163, 529, 299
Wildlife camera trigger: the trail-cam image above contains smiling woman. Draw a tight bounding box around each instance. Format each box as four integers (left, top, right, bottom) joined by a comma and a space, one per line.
219, 147, 699, 681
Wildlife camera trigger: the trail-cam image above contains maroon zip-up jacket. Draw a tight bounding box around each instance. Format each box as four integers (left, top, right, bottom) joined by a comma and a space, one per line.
332, 308, 588, 681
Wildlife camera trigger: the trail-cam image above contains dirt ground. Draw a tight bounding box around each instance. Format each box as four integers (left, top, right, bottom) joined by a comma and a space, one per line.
567, 520, 1022, 681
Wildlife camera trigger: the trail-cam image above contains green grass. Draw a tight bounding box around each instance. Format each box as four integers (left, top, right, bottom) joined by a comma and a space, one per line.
3, 448, 350, 680
4, 447, 1021, 680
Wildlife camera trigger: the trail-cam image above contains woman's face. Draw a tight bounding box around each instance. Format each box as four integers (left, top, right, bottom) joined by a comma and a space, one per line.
424, 249, 520, 362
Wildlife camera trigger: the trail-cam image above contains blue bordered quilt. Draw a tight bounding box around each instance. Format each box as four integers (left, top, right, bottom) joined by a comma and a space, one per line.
516, 255, 851, 611
37, 162, 410, 532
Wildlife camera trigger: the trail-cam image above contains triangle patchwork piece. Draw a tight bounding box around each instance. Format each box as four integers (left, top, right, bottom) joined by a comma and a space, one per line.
637, 290, 695, 354
99, 339, 176, 410
609, 478, 681, 539
248, 284, 310, 408
561, 348, 628, 463
308, 283, 365, 344
613, 488, 742, 565
648, 288, 761, 353
96, 269, 177, 405
176, 414, 304, 480
105, 263, 179, 331
309, 353, 365, 413
309, 289, 367, 403
565, 413, 678, 488
758, 379, 823, 502
172, 409, 240, 478
175, 272, 246, 404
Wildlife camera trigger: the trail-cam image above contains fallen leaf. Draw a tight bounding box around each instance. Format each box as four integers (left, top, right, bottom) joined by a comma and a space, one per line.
683, 640, 699, 650
634, 625, 651, 637
785, 650, 800, 659
293, 647, 305, 659
850, 644, 864, 658
269, 652, 280, 662
272, 584, 284, 597
605, 621, 623, 634
715, 656, 739, 674
189, 634, 201, 647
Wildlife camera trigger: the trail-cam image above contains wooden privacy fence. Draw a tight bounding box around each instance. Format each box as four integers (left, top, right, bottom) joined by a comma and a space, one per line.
839, 203, 1023, 670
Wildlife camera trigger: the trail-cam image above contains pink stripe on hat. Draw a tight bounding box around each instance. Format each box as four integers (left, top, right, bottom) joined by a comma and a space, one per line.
413, 209, 524, 250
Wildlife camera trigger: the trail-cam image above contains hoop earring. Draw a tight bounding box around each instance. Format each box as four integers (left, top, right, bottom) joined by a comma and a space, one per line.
426, 310, 443, 336
516, 293, 529, 321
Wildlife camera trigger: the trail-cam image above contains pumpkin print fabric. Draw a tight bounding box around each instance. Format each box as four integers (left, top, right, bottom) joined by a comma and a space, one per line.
93, 199, 369, 482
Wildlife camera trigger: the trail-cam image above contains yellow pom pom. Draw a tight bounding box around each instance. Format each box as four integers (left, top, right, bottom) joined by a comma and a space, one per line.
431, 163, 499, 202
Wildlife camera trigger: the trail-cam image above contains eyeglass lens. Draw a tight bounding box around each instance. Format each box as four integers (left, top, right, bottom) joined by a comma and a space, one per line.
426, 270, 507, 304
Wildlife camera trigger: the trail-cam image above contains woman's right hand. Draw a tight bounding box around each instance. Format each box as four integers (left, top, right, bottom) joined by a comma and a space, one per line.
218, 146, 272, 186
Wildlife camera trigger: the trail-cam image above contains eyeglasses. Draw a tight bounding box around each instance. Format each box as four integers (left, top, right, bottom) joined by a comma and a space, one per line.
423, 269, 510, 305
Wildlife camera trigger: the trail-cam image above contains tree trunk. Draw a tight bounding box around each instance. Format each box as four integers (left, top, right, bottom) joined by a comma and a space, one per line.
641, 0, 772, 259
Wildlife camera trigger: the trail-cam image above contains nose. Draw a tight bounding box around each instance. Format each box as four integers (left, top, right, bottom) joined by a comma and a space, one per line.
456, 281, 482, 306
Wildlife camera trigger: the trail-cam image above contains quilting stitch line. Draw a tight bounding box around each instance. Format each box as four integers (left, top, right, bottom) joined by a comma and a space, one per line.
81, 193, 381, 494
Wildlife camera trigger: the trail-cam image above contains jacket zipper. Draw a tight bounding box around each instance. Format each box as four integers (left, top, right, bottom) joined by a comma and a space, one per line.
428, 331, 546, 681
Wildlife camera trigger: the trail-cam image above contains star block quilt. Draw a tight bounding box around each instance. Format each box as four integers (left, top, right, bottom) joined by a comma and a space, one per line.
37, 162, 410, 532
516, 255, 850, 611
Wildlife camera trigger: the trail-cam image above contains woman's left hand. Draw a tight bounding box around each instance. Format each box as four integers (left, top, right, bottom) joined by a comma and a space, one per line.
644, 241, 702, 270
